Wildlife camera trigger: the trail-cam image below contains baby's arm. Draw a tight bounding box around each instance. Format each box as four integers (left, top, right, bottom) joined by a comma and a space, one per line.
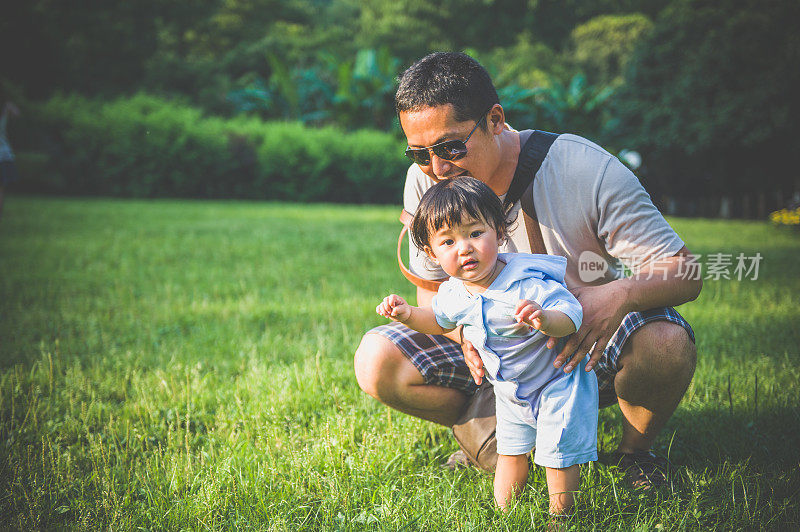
376, 294, 454, 335
514, 300, 577, 338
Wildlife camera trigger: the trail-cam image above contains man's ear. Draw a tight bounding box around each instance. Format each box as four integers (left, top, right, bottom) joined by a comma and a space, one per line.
488, 104, 506, 135
424, 246, 439, 264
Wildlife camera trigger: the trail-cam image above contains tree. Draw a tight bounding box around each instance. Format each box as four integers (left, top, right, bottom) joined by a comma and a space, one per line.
534, 73, 614, 140
569, 13, 654, 87
1, 0, 170, 97
613, 0, 800, 208
351, 0, 533, 65
526, 0, 667, 50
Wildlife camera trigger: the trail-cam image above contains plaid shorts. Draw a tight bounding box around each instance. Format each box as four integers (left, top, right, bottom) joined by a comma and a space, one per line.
368, 307, 694, 409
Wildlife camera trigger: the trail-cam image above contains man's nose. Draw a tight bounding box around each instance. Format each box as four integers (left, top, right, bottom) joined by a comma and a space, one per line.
430, 153, 453, 179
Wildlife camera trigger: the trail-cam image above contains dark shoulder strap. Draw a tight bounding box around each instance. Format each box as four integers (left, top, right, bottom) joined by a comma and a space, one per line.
504, 130, 559, 254
503, 130, 559, 210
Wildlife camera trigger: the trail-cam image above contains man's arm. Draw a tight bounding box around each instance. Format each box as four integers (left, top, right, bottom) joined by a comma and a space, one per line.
619, 246, 703, 312
553, 245, 702, 373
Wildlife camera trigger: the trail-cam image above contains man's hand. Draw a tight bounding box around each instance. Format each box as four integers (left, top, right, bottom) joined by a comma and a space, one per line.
376, 294, 412, 322
462, 336, 485, 385
553, 282, 630, 373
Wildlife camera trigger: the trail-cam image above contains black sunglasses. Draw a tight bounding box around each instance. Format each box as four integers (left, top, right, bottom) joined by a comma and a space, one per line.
404, 112, 488, 166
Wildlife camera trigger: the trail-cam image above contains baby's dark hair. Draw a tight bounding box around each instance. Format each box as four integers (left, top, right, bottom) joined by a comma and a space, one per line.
410, 177, 510, 250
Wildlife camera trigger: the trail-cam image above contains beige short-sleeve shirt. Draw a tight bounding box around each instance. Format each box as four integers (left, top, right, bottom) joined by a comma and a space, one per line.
403, 133, 685, 289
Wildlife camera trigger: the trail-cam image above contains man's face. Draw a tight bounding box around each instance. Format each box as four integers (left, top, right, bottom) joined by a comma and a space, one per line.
399, 104, 497, 184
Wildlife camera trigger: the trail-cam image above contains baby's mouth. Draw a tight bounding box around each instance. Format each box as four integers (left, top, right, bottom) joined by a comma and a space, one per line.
461, 259, 479, 270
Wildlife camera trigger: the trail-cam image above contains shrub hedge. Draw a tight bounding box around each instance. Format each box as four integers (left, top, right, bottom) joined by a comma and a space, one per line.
13, 94, 409, 203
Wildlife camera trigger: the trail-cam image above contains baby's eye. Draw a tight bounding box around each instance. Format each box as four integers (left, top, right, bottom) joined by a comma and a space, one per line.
442, 239, 454, 246
470, 230, 484, 238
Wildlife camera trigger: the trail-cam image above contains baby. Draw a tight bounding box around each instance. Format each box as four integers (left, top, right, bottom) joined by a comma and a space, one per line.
376, 177, 598, 516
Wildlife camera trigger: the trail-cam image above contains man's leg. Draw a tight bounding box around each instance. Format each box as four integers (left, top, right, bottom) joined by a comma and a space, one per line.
354, 332, 469, 427
612, 320, 697, 453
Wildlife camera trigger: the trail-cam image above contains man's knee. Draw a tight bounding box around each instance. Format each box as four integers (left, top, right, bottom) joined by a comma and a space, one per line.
619, 321, 696, 381
354, 333, 422, 403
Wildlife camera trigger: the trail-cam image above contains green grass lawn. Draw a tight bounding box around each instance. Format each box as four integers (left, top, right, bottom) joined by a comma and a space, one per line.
1, 196, 798, 530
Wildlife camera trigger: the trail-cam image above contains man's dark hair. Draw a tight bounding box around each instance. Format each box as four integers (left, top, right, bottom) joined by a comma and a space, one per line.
395, 52, 499, 129
410, 177, 510, 250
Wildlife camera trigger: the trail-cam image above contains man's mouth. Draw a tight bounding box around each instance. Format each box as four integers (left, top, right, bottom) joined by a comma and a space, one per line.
440, 171, 470, 180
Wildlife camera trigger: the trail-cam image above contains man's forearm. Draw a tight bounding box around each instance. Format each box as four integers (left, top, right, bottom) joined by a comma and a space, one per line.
617, 247, 703, 313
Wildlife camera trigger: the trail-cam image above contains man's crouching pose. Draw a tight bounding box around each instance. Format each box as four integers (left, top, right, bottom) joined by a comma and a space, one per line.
355, 51, 700, 490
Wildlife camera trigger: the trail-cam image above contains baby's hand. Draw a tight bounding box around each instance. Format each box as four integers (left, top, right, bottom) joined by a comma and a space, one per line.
514, 299, 547, 331
376, 294, 412, 322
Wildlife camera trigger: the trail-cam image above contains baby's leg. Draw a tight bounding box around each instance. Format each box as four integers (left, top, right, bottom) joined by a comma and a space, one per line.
494, 454, 529, 509
545, 464, 580, 514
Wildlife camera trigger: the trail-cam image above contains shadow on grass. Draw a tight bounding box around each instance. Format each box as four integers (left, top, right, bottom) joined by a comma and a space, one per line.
597, 400, 799, 471
594, 401, 800, 523
664, 403, 800, 472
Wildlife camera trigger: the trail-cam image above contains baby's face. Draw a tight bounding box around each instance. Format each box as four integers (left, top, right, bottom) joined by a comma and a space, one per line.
425, 217, 503, 291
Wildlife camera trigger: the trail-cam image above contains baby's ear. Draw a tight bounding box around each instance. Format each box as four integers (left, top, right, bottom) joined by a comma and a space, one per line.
423, 246, 439, 264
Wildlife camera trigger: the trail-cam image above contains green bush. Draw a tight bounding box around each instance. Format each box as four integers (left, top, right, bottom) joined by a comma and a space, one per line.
15, 94, 408, 203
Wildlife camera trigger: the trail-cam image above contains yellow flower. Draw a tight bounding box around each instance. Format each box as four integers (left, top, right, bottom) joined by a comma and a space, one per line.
770, 207, 800, 226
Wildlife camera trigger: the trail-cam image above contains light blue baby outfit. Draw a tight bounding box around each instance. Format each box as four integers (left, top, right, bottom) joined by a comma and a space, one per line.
432, 253, 598, 468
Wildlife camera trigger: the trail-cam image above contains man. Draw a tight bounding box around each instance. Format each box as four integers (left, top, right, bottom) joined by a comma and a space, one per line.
354, 52, 701, 488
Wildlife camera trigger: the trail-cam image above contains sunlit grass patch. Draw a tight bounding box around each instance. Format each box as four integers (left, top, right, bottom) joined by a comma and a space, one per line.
1, 197, 798, 529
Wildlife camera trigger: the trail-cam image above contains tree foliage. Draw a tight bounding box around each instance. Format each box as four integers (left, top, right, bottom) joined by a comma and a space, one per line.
525, 0, 667, 50
569, 14, 654, 87
3, 0, 797, 209
613, 0, 800, 198
14, 94, 407, 202
535, 74, 615, 140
